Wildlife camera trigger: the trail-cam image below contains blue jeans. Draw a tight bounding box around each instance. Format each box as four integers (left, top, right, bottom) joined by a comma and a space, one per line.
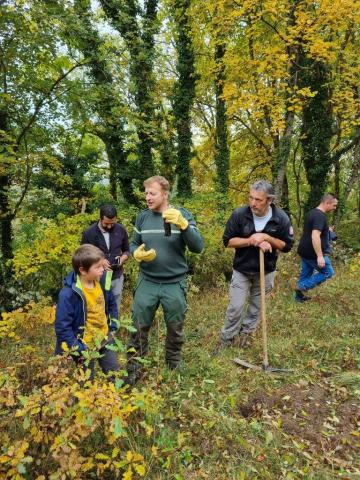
297, 256, 334, 291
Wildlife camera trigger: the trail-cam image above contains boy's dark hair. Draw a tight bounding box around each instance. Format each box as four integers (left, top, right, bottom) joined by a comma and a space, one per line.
72, 244, 104, 274
100, 205, 117, 219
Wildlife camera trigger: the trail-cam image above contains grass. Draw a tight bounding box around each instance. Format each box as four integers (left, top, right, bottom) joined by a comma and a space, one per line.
136, 250, 360, 479
1, 249, 359, 479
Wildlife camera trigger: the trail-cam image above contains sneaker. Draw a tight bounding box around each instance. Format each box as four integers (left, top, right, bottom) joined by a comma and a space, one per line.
294, 289, 311, 302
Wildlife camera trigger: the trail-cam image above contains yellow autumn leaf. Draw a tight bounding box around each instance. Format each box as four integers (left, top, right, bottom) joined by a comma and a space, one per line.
112, 447, 120, 458
134, 463, 146, 476
132, 453, 144, 462
123, 466, 133, 480
95, 453, 110, 460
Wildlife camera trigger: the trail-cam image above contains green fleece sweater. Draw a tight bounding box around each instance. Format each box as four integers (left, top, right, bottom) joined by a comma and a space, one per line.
130, 207, 204, 283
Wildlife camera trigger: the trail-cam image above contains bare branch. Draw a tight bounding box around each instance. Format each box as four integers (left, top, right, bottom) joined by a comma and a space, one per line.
231, 114, 273, 158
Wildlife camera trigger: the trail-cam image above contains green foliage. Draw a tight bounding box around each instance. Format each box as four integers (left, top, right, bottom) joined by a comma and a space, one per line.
12, 213, 97, 297
337, 218, 360, 251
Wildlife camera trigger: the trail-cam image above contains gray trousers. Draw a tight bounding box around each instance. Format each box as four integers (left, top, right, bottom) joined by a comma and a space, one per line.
220, 269, 275, 343
111, 275, 124, 312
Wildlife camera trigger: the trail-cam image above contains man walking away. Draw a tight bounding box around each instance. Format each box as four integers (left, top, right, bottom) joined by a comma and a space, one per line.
295, 193, 338, 302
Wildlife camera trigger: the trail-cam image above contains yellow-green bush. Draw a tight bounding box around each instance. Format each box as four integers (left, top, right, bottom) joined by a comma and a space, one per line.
0, 305, 164, 479
12, 197, 237, 299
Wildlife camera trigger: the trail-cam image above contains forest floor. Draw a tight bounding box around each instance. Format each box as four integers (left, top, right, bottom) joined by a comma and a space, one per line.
1, 249, 359, 479
127, 249, 360, 479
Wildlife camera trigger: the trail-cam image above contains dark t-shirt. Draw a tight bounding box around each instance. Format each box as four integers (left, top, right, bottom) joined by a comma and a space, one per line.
297, 208, 329, 259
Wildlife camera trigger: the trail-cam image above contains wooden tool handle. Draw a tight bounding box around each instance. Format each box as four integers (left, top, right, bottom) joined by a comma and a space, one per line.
259, 249, 269, 369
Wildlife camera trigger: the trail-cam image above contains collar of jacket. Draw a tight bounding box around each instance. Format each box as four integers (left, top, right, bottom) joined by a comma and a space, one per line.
244, 204, 281, 224
71, 270, 113, 294
96, 221, 119, 236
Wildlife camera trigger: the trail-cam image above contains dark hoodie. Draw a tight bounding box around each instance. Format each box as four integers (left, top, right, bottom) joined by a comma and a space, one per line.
54, 271, 118, 355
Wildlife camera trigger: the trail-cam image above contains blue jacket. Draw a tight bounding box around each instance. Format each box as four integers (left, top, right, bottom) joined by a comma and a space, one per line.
55, 271, 118, 354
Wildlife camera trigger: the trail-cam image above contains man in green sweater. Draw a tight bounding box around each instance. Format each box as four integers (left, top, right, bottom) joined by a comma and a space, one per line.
126, 175, 204, 385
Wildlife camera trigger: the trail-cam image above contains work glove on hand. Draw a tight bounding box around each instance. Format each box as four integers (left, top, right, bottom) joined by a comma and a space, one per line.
162, 208, 188, 231
133, 243, 156, 262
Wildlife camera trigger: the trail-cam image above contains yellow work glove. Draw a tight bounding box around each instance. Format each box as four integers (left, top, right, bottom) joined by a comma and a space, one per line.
162, 208, 188, 230
133, 243, 156, 262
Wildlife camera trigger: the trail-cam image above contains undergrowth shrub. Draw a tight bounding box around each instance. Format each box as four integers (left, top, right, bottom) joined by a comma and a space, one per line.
12, 196, 237, 302
336, 218, 360, 251
0, 360, 160, 479
0, 305, 166, 479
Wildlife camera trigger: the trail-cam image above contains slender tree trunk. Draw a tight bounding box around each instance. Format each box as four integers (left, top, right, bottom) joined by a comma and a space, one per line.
0, 174, 13, 261
173, 0, 196, 197
158, 110, 176, 184
214, 42, 230, 197
272, 2, 300, 202
100, 0, 158, 182
334, 156, 340, 200
336, 137, 360, 223
74, 0, 130, 202
273, 113, 295, 206
291, 140, 302, 226
300, 60, 333, 211
0, 107, 14, 284
281, 173, 290, 217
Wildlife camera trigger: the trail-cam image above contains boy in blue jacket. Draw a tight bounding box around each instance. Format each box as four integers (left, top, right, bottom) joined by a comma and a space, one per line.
55, 244, 120, 379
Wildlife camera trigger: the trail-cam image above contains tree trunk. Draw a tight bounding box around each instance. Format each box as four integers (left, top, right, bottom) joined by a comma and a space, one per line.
271, 2, 300, 201
0, 174, 13, 262
214, 42, 230, 197
0, 105, 14, 284
336, 138, 360, 223
173, 0, 196, 197
100, 0, 158, 182
300, 60, 333, 211
281, 173, 290, 217
272, 114, 295, 207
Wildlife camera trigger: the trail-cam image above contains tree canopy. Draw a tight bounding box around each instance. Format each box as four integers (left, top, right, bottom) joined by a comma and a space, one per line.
1, 0, 360, 287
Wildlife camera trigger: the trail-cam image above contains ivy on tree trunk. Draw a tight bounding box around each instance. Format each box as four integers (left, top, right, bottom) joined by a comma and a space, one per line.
214, 42, 230, 197
100, 0, 158, 182
300, 59, 333, 211
173, 0, 196, 197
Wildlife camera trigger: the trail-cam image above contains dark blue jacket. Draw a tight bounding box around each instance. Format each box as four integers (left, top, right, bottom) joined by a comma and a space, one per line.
55, 271, 118, 354
81, 222, 130, 279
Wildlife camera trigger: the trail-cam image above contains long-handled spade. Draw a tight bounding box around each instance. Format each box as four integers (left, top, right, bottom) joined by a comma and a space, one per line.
234, 249, 292, 373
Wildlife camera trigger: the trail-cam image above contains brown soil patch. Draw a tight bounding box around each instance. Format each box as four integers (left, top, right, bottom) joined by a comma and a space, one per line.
239, 382, 359, 461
